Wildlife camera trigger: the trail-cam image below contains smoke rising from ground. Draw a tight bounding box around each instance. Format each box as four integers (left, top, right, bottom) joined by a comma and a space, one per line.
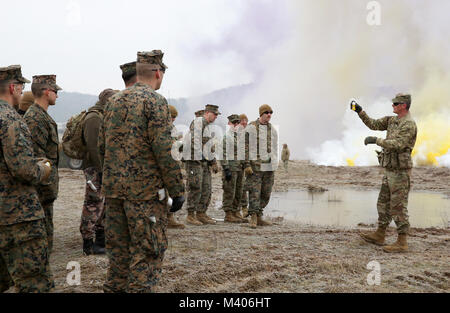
202, 0, 450, 167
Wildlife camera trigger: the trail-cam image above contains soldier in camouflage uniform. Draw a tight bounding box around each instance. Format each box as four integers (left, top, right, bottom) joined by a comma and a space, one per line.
184, 104, 220, 226
24, 75, 62, 253
244, 104, 278, 229
0, 65, 54, 292
221, 115, 248, 223
167, 104, 185, 229
353, 94, 417, 253
102, 51, 185, 293
120, 61, 137, 88
281, 144, 290, 171
238, 114, 250, 217
80, 88, 117, 255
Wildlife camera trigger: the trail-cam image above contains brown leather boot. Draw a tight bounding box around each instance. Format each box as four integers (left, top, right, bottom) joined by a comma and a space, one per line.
167, 213, 185, 229
249, 213, 257, 229
234, 211, 248, 223
242, 206, 249, 218
359, 227, 386, 246
186, 211, 203, 226
383, 234, 408, 253
224, 211, 241, 223
257, 215, 272, 226
196, 212, 217, 225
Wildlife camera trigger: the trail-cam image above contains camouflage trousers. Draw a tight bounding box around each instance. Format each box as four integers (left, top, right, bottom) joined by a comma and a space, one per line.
0, 219, 54, 293
247, 171, 275, 216
103, 197, 168, 293
39, 199, 54, 254
185, 161, 211, 213
240, 170, 250, 208
80, 167, 105, 240
283, 160, 288, 171
377, 169, 411, 234
221, 171, 244, 213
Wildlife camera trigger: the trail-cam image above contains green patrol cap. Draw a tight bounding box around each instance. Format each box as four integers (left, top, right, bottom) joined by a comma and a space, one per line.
392, 93, 411, 105
227, 114, 240, 123
195, 110, 204, 117
32, 75, 62, 91
120, 61, 136, 76
0, 65, 30, 83
137, 50, 168, 70
205, 104, 221, 115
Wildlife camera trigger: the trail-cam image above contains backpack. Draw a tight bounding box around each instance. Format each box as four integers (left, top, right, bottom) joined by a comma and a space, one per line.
62, 109, 103, 159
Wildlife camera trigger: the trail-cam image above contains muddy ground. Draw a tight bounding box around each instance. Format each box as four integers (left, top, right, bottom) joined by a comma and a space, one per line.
11, 161, 450, 293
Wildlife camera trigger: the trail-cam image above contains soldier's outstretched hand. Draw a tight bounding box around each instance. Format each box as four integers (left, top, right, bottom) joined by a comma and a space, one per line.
364, 136, 378, 145
350, 100, 362, 113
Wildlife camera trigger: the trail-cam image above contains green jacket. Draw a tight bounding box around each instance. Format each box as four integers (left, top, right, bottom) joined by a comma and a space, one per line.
82, 103, 103, 171
359, 111, 417, 169
220, 129, 244, 172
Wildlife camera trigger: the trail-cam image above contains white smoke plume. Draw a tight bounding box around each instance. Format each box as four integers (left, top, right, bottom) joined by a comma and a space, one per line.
202, 0, 450, 167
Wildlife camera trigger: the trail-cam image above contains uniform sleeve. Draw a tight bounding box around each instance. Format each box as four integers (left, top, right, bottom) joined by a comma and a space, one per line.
147, 97, 185, 197
358, 111, 390, 131
24, 112, 48, 158
3, 120, 44, 185
84, 115, 102, 170
376, 121, 417, 151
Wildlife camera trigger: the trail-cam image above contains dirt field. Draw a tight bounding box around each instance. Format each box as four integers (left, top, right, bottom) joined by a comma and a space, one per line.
13, 161, 450, 293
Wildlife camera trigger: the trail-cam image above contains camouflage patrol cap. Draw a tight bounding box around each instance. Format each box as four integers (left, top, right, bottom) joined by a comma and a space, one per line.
32, 75, 62, 91
239, 114, 248, 121
227, 114, 240, 123
168, 105, 178, 119
0, 65, 30, 83
205, 104, 221, 115
392, 93, 411, 105
195, 109, 204, 117
137, 50, 168, 70
120, 61, 137, 76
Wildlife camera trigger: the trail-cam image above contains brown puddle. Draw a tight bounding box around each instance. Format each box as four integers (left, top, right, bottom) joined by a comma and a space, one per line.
265, 189, 450, 228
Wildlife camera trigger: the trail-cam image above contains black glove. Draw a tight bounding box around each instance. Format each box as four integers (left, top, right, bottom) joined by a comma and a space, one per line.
364, 136, 378, 145
224, 168, 232, 181
170, 196, 185, 213
350, 100, 362, 113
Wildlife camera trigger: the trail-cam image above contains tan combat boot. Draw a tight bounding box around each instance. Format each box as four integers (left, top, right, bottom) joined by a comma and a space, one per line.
242, 206, 249, 218
249, 213, 257, 229
234, 211, 248, 223
382, 234, 408, 253
167, 213, 185, 229
257, 215, 272, 226
359, 227, 386, 246
224, 211, 241, 223
186, 211, 203, 226
196, 212, 217, 225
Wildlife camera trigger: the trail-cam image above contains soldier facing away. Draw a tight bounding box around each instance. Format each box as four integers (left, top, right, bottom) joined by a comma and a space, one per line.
0, 65, 54, 292
244, 104, 278, 229
353, 94, 417, 253
102, 50, 185, 292
80, 88, 117, 255
17, 91, 34, 116
281, 143, 290, 171
24, 74, 62, 253
221, 114, 248, 223
184, 104, 221, 226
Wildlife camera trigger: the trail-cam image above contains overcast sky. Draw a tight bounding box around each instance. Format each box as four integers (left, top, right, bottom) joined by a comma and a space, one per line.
1, 0, 289, 98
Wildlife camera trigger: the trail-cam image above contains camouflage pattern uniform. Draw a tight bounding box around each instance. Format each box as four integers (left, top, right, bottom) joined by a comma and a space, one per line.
0, 65, 54, 292
23, 75, 62, 252
221, 115, 245, 214
245, 118, 278, 217
102, 51, 184, 293
281, 144, 290, 170
359, 108, 417, 234
185, 105, 220, 216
